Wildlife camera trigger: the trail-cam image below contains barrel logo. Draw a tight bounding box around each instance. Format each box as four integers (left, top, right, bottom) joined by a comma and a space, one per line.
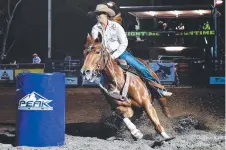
18, 92, 53, 110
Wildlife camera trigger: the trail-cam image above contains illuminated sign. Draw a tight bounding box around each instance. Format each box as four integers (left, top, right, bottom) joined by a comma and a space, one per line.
126, 30, 215, 37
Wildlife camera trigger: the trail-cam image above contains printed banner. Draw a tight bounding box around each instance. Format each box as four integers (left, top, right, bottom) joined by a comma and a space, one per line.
65, 77, 78, 85
149, 63, 175, 82
18, 92, 53, 111
209, 77, 225, 84
82, 76, 101, 86
14, 69, 44, 78
0, 69, 14, 81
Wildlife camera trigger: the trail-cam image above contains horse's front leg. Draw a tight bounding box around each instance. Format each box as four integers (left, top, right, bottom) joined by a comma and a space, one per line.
116, 106, 143, 140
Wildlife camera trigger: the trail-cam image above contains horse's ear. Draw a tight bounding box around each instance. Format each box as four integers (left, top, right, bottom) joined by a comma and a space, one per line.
87, 33, 93, 44
95, 32, 102, 43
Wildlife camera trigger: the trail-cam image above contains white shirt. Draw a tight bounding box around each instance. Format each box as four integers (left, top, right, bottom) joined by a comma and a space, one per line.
176, 25, 185, 30
33, 56, 41, 64
91, 20, 128, 59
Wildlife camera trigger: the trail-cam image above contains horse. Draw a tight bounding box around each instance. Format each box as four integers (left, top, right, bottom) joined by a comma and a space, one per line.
80, 33, 172, 140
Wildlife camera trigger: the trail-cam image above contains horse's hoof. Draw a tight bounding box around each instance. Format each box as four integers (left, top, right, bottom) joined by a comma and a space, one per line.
131, 129, 143, 140
160, 132, 170, 139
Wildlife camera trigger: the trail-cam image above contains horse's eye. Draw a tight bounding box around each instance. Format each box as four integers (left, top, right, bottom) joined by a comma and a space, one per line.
95, 51, 100, 54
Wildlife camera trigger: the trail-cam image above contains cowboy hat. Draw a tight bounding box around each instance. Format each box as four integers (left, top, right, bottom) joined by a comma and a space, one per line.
89, 4, 115, 17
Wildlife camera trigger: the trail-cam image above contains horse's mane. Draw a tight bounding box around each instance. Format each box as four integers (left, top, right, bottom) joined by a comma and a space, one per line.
110, 13, 122, 25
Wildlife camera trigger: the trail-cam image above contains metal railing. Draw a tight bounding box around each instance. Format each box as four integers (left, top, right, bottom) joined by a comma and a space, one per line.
0, 59, 224, 87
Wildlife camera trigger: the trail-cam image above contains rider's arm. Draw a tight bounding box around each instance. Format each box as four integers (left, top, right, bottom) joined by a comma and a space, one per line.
111, 24, 128, 59
91, 25, 99, 40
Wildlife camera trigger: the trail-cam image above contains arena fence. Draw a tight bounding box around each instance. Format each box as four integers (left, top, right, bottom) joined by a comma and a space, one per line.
0, 59, 224, 87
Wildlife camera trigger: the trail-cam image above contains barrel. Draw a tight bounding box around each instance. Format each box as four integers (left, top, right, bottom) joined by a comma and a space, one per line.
16, 73, 65, 147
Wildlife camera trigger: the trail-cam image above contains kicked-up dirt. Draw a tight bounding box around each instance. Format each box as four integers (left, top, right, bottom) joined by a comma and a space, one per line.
0, 87, 225, 150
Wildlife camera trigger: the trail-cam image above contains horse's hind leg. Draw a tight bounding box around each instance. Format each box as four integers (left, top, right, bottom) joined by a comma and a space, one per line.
158, 97, 171, 118
116, 106, 143, 139
143, 98, 170, 139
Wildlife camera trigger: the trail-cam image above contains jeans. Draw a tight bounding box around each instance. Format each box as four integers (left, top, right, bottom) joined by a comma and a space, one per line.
119, 51, 160, 83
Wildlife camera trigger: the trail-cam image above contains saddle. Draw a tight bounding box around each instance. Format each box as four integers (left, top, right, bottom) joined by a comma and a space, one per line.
117, 59, 138, 75
99, 59, 165, 103
116, 59, 165, 90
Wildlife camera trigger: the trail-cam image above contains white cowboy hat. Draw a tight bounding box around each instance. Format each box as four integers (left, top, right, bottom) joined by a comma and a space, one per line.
89, 4, 115, 17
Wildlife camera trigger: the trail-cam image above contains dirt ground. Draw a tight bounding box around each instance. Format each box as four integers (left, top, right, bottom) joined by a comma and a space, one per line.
0, 87, 225, 150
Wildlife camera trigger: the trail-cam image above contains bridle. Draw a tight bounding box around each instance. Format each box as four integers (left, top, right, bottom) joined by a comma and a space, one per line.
86, 42, 108, 76
85, 41, 119, 94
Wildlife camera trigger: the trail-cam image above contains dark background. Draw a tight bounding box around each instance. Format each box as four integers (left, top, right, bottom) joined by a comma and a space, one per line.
0, 0, 225, 62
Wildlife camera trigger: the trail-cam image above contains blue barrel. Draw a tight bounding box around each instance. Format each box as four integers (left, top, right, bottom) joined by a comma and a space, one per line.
16, 73, 65, 147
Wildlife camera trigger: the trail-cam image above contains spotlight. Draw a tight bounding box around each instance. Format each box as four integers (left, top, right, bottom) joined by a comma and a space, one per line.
173, 10, 180, 17
147, 11, 156, 16
215, 0, 223, 5
194, 10, 204, 15
165, 47, 185, 51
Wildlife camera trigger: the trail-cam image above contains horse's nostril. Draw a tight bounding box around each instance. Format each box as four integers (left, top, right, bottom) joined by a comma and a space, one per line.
85, 70, 91, 74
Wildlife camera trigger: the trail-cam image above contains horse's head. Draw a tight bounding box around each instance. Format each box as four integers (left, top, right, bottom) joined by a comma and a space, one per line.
81, 33, 108, 81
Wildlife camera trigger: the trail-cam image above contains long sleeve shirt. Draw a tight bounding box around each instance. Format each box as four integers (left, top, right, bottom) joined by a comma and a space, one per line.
91, 20, 128, 59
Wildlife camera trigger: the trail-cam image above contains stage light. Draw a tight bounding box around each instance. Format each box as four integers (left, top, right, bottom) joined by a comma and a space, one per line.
215, 0, 223, 5
149, 11, 156, 16
173, 10, 180, 17
165, 47, 185, 51
194, 10, 204, 15
145, 11, 156, 16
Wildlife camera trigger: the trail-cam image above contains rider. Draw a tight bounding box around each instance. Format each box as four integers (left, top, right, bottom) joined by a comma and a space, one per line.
89, 4, 172, 97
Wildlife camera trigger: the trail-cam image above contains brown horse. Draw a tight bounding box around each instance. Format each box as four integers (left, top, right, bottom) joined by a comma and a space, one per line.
81, 33, 172, 140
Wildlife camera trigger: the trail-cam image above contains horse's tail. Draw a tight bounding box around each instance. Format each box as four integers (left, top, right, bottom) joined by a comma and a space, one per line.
111, 13, 122, 25
137, 58, 160, 81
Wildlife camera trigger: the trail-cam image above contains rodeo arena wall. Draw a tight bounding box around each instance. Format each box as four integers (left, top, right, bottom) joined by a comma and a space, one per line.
0, 58, 225, 149
0, 60, 177, 87
0, 59, 224, 87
